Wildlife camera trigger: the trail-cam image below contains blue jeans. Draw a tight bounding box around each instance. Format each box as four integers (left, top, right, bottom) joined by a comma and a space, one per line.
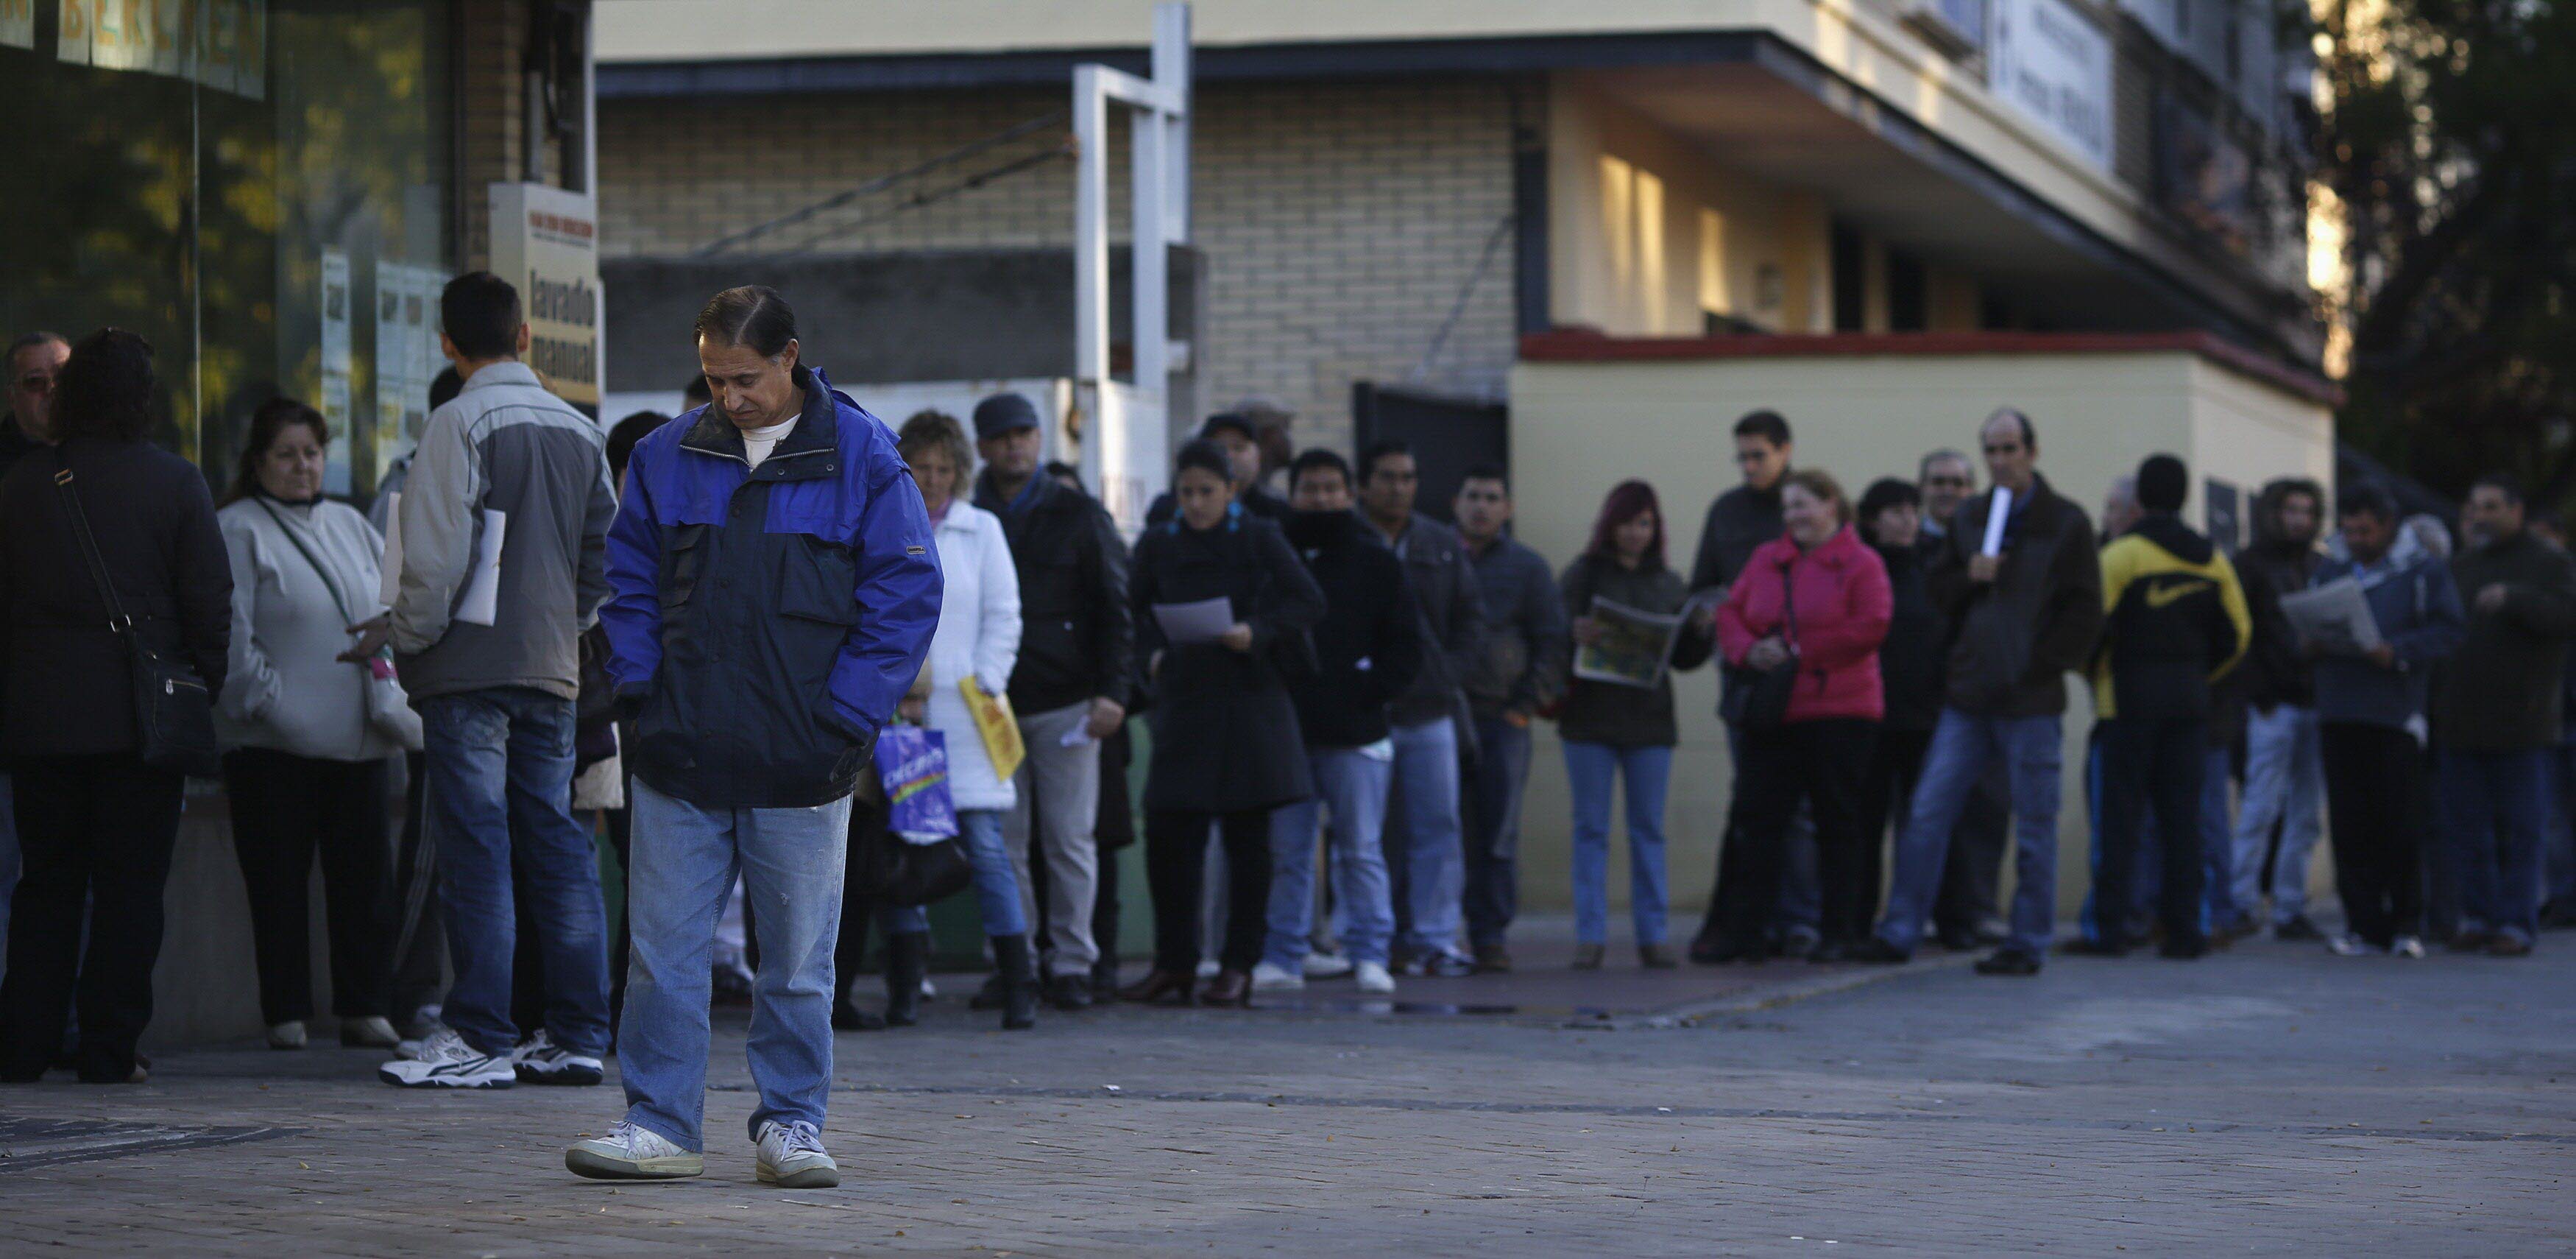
2436, 747, 2551, 942
2232, 704, 2325, 923
418, 688, 608, 1057
1878, 708, 2064, 956
1267, 745, 1395, 968
1563, 741, 1674, 946
1384, 718, 1467, 959
882, 809, 1025, 937
620, 779, 852, 1151
1463, 717, 1533, 949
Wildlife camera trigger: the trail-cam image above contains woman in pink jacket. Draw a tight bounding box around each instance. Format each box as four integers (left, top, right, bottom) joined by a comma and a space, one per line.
1710, 470, 1893, 962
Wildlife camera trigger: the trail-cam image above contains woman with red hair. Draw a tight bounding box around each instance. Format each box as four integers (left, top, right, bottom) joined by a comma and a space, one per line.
1554, 480, 1712, 970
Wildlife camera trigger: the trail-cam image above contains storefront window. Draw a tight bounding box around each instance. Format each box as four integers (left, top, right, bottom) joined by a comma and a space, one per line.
2, 1, 453, 497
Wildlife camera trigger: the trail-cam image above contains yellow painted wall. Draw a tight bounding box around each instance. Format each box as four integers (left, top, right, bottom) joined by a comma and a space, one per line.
1504, 348, 2332, 926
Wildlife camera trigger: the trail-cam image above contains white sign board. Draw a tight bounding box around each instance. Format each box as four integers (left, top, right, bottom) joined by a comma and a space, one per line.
1, 0, 37, 50
489, 183, 604, 409
1989, 0, 2114, 172
319, 248, 354, 493
51, 1, 263, 96
374, 261, 447, 476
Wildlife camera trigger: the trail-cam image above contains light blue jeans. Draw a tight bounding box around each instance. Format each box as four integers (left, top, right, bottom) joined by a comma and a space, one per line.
883, 809, 1026, 937
1563, 741, 1674, 947
1267, 745, 1395, 969
1385, 718, 1468, 960
2232, 704, 2325, 924
618, 779, 852, 1152
1878, 708, 2064, 956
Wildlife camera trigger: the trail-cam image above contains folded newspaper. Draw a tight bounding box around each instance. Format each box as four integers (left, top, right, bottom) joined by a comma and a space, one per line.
2278, 577, 2384, 655
1574, 592, 1721, 689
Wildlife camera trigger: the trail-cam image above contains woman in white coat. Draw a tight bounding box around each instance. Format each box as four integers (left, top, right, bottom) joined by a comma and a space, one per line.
877, 411, 1033, 1028
215, 398, 417, 1051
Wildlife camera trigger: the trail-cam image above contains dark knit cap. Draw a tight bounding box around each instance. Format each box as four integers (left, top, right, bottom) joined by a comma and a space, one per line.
972, 392, 1040, 440
2137, 454, 2188, 513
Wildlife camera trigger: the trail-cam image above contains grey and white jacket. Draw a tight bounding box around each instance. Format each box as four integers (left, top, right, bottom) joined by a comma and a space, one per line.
389, 362, 615, 702
216, 496, 403, 761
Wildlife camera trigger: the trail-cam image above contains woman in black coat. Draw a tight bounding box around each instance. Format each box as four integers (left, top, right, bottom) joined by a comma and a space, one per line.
0, 329, 230, 1084
1118, 440, 1326, 1007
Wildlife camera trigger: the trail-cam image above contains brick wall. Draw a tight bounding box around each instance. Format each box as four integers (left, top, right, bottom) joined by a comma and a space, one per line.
456, 0, 573, 270
598, 78, 1520, 452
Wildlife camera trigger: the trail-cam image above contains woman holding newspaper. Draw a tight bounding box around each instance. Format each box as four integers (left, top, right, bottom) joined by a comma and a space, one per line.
1709, 471, 1892, 964
877, 411, 1036, 1029
1557, 480, 1713, 970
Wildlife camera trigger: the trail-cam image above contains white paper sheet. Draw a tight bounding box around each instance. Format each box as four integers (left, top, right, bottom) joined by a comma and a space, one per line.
1153, 596, 1236, 646
377, 494, 506, 627
2279, 577, 2385, 655
1981, 487, 2014, 557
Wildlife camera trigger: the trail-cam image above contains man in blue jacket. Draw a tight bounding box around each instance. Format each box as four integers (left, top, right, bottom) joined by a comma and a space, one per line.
567, 287, 940, 1188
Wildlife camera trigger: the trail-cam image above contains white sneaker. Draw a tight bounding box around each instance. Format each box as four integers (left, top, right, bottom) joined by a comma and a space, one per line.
1302, 951, 1354, 979
754, 1119, 841, 1188
1354, 961, 1396, 994
266, 1020, 307, 1051
1250, 962, 1304, 992
378, 1029, 514, 1089
567, 1121, 703, 1180
2391, 935, 2427, 959
514, 1029, 605, 1086
2324, 933, 2371, 957
1194, 959, 1222, 980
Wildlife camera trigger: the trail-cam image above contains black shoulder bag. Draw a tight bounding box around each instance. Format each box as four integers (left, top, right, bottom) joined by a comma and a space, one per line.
1719, 562, 1800, 732
53, 458, 222, 777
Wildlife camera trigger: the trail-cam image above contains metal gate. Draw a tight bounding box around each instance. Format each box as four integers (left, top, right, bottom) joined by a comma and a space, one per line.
1351, 382, 1508, 526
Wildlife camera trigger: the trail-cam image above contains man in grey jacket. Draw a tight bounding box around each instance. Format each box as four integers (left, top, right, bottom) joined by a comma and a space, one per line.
1454, 465, 1564, 972
364, 272, 620, 1090
1358, 440, 1485, 976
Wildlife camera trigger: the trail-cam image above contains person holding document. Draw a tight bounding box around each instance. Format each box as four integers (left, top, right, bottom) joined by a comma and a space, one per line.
1122, 440, 1326, 1007
361, 273, 620, 1090
1557, 481, 1713, 970
1857, 408, 2101, 976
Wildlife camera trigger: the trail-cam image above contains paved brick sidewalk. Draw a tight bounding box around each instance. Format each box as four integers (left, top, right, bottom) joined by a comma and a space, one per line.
3, 933, 2572, 1256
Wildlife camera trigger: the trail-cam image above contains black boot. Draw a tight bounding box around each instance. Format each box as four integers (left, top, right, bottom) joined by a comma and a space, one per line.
882, 931, 929, 1027
993, 934, 1038, 1031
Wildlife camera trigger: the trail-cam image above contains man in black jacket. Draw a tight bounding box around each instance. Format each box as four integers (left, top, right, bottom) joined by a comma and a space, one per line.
2229, 478, 2331, 939
1357, 440, 1485, 976
1454, 465, 1566, 972
1253, 450, 1423, 996
1860, 409, 2103, 975
970, 392, 1136, 1005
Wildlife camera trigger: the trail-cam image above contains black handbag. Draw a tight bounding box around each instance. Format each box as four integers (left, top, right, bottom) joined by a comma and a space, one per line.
1719, 561, 1800, 732
53, 456, 222, 777
852, 815, 974, 909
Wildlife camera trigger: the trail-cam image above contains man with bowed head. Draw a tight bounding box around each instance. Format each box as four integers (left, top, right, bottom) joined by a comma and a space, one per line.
569, 286, 940, 1187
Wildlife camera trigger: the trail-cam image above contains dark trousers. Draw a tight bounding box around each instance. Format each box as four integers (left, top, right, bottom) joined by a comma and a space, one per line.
2323, 722, 2425, 948
1145, 808, 1270, 973
1463, 716, 1534, 948
1933, 766, 2011, 937
386, 750, 445, 1028
221, 749, 392, 1025
0, 754, 185, 1082
513, 797, 631, 1037
2098, 716, 2208, 950
1856, 726, 1931, 934
1719, 719, 1878, 947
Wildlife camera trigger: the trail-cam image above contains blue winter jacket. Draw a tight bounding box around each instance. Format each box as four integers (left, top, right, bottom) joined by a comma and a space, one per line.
601, 365, 942, 808
2309, 549, 2464, 733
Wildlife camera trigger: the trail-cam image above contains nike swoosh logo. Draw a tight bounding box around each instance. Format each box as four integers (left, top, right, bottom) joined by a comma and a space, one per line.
2144, 579, 2209, 609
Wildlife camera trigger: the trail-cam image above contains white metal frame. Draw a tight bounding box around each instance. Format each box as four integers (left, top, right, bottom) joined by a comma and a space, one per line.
1072, 2, 1191, 531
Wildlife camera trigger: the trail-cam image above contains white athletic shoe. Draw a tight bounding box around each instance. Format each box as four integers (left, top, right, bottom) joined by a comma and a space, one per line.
754, 1119, 841, 1188
514, 1029, 605, 1085
339, 1016, 400, 1048
2391, 935, 2427, 959
1194, 959, 1222, 980
378, 1029, 514, 1089
1249, 962, 1305, 992
1354, 961, 1396, 995
1302, 951, 1354, 980
2324, 933, 2372, 957
566, 1121, 703, 1180
266, 1020, 306, 1051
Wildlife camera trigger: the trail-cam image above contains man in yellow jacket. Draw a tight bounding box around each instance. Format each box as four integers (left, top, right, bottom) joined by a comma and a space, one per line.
2090, 454, 2251, 959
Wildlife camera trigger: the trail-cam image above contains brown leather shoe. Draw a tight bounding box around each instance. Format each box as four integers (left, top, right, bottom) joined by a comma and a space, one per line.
2490, 934, 2535, 958
1199, 969, 1252, 1006
1117, 968, 1196, 1006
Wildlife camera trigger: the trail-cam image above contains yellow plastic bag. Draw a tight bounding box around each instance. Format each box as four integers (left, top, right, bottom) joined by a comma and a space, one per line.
960, 676, 1026, 782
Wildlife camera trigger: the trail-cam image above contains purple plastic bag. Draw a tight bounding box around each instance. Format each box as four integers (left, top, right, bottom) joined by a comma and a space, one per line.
874, 724, 959, 839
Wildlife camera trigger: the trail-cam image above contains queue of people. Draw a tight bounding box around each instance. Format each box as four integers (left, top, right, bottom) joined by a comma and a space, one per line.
4, 276, 2573, 1189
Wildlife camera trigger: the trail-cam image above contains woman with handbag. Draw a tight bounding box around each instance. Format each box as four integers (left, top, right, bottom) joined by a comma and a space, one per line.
1119, 440, 1325, 1007
214, 398, 414, 1051
1558, 481, 1712, 970
0, 328, 230, 1084
1710, 470, 1892, 963
871, 411, 1033, 1029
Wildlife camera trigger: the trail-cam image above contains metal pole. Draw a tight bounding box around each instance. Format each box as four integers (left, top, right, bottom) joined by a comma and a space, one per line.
1072, 65, 1110, 389
1157, 2, 1191, 243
